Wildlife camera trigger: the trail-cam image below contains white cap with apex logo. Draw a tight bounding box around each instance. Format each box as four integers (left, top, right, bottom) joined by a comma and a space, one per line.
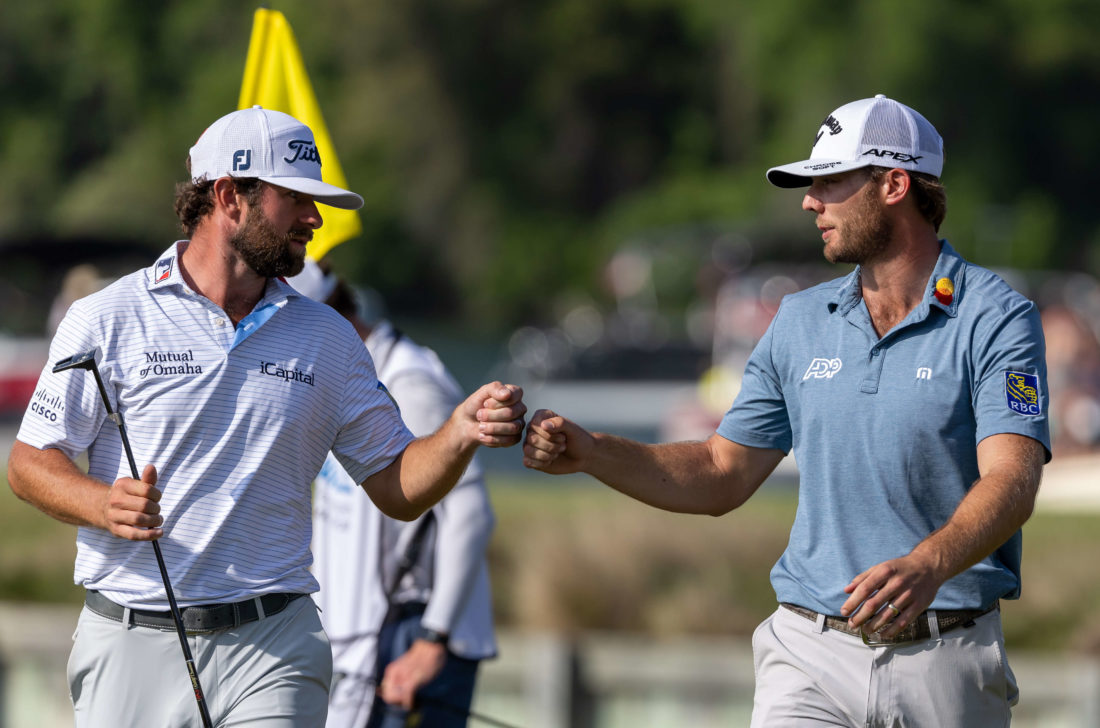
188, 106, 364, 210
766, 95, 944, 188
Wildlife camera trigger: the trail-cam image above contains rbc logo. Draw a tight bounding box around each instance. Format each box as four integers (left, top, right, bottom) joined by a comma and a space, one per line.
803, 358, 843, 380
1005, 371, 1041, 416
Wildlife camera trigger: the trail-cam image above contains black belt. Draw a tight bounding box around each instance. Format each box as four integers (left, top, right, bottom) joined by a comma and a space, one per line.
781, 601, 998, 646
85, 590, 307, 635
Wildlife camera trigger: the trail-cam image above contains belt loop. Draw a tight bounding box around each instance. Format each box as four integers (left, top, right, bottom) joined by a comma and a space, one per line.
121, 607, 132, 631
927, 609, 942, 642
232, 601, 242, 629
813, 612, 826, 634
254, 596, 266, 621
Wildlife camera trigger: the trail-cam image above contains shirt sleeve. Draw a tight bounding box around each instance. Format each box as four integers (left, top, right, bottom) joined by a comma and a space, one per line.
329, 337, 415, 483
972, 296, 1052, 461
16, 302, 109, 460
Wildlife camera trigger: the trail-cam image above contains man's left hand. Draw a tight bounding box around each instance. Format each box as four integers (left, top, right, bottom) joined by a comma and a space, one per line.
840, 551, 945, 638
378, 639, 448, 710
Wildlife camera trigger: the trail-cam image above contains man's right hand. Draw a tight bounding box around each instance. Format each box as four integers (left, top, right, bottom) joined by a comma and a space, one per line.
104, 463, 164, 540
522, 409, 595, 474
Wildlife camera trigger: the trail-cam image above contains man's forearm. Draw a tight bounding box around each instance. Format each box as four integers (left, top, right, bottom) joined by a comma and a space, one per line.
7, 441, 108, 528
585, 434, 777, 516
362, 422, 478, 521
911, 435, 1044, 582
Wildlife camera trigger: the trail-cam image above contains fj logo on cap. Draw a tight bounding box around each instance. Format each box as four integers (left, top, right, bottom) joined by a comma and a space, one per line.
1005, 371, 1041, 416
285, 139, 321, 165
233, 150, 252, 172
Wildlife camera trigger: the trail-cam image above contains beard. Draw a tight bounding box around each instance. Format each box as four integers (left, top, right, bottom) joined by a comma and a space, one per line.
228, 205, 310, 278
823, 182, 893, 265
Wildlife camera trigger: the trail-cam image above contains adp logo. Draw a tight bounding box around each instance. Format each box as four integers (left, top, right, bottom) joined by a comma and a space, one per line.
802, 357, 843, 380
1005, 371, 1041, 416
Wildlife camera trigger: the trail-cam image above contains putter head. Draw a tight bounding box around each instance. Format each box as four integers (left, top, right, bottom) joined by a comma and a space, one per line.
52, 348, 100, 374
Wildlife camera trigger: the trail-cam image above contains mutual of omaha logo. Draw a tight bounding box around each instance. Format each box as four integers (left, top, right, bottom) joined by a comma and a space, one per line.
803, 357, 843, 380
140, 349, 202, 378
155, 257, 174, 283
259, 360, 315, 387
1005, 371, 1041, 416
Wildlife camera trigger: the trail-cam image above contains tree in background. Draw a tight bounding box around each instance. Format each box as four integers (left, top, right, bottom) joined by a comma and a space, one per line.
1, 0, 1098, 332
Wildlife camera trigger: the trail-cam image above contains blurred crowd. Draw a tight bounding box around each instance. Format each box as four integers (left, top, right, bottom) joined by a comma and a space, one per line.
14, 259, 1100, 461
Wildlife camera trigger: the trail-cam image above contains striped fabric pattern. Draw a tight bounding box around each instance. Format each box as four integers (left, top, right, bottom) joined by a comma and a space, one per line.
17, 243, 414, 609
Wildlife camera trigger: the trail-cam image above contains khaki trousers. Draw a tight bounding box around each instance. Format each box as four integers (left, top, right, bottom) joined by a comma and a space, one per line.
751, 604, 1017, 727
68, 594, 331, 727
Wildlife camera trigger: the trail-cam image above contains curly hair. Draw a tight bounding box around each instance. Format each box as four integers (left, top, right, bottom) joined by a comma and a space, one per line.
173, 162, 264, 236
868, 166, 947, 232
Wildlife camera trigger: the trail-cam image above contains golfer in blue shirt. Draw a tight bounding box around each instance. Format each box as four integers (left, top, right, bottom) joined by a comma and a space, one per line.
523, 95, 1050, 727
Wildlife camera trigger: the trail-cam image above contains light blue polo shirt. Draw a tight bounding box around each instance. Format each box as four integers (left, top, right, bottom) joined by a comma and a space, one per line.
717, 241, 1050, 614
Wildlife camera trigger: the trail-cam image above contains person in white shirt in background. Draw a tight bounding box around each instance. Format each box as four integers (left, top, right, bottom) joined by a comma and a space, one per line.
292, 259, 497, 728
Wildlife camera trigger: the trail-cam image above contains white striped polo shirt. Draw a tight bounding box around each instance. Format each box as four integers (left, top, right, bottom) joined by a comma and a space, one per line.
17, 242, 415, 609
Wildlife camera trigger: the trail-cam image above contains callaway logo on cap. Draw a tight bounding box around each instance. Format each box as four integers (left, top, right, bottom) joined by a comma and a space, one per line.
766, 95, 944, 188
188, 106, 364, 210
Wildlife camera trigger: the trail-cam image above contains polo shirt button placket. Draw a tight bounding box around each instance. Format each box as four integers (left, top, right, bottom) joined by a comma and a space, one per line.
861, 346, 885, 394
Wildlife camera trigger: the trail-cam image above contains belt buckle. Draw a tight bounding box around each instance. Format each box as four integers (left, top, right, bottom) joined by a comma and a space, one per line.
859, 625, 901, 647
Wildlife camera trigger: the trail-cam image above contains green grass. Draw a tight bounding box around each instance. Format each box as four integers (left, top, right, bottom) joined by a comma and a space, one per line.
487, 473, 1100, 654
3, 465, 1098, 654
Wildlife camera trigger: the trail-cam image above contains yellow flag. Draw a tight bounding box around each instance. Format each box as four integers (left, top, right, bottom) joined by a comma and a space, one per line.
239, 8, 361, 260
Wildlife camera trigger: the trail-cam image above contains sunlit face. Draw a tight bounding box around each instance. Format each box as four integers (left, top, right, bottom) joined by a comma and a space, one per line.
803, 169, 892, 266
229, 184, 320, 278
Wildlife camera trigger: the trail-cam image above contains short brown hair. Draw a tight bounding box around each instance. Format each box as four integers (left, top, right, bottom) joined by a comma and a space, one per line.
173, 164, 264, 237
868, 166, 947, 232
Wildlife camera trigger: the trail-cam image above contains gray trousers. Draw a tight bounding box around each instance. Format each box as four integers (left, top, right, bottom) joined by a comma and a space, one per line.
751, 604, 1017, 727
68, 594, 331, 727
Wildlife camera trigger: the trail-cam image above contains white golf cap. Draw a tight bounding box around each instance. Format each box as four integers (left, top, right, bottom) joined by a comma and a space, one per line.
766, 95, 944, 188
286, 257, 338, 302
188, 106, 364, 210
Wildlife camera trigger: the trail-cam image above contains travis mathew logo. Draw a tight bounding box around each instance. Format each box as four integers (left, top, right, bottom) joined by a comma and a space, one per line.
259, 361, 315, 387
284, 139, 322, 166
139, 350, 202, 378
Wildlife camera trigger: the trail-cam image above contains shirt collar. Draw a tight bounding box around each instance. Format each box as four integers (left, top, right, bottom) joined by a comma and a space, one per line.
146, 241, 188, 289
924, 239, 965, 318
147, 240, 293, 308
826, 239, 965, 319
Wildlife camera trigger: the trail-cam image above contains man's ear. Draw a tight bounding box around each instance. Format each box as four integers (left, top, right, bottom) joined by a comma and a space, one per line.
882, 168, 912, 207
212, 177, 246, 222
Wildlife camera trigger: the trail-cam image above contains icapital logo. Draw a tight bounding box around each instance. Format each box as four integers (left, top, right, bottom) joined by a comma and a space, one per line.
802, 358, 843, 380
284, 140, 321, 166
259, 361, 315, 387
140, 350, 202, 378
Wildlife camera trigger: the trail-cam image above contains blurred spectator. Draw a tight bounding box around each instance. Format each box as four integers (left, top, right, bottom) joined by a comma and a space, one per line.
1042, 304, 1100, 455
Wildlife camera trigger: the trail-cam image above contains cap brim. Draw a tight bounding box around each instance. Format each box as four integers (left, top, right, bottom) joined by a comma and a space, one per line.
765, 158, 872, 188
259, 176, 365, 210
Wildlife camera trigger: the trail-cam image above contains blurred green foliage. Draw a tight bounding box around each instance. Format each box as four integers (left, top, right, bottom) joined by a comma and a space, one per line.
2, 0, 1098, 332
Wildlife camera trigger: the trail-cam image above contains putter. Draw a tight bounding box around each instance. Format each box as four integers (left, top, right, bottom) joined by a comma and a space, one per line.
53, 348, 214, 728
